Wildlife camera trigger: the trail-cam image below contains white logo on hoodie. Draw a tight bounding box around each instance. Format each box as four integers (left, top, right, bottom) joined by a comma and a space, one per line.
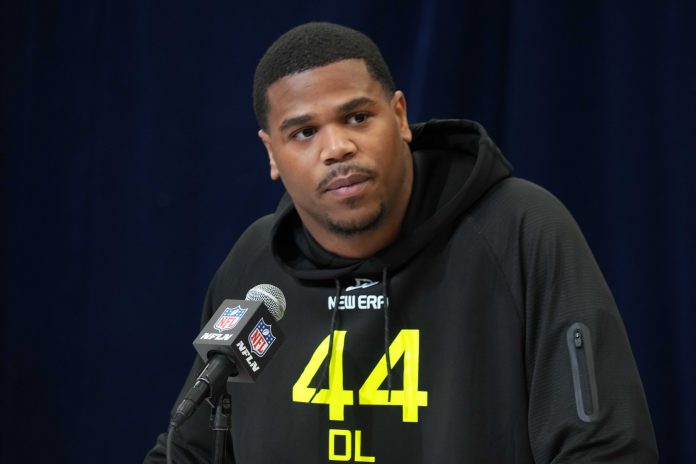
327, 279, 386, 310
345, 278, 379, 292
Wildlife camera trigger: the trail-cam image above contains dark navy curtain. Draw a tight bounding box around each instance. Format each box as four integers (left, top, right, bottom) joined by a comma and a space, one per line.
2, 1, 693, 462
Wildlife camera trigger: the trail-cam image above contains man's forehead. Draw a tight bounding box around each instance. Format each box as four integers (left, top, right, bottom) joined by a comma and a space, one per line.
264, 59, 384, 128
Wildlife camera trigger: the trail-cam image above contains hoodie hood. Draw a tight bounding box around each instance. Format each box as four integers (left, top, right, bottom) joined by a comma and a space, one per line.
270, 119, 512, 280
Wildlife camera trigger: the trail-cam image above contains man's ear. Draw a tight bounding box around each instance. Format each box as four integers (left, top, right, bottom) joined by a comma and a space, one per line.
258, 129, 280, 180
391, 90, 412, 143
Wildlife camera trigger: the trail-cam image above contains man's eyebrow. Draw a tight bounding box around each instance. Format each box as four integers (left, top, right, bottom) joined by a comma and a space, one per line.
277, 97, 377, 133
279, 114, 313, 133
337, 96, 377, 114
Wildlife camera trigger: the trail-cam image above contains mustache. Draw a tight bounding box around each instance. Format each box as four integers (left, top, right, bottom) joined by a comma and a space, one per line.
317, 164, 378, 192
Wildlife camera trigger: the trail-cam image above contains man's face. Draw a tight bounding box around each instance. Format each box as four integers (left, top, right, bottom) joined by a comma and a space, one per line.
259, 59, 413, 243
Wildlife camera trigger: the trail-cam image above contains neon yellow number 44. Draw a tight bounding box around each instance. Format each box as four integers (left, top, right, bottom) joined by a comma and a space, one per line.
292, 329, 428, 423
292, 330, 354, 421
359, 329, 428, 422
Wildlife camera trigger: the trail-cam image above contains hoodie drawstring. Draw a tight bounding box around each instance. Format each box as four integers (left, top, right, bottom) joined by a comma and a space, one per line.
382, 267, 393, 402
310, 279, 342, 404
311, 271, 393, 403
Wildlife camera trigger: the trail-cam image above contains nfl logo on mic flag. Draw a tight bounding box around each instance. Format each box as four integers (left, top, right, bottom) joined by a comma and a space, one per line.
249, 318, 276, 357
214, 305, 247, 332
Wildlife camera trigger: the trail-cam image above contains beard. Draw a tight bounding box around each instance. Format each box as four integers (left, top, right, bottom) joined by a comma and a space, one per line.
325, 201, 386, 237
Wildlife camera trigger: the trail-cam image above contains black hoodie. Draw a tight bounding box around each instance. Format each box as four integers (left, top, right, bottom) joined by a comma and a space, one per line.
145, 120, 657, 463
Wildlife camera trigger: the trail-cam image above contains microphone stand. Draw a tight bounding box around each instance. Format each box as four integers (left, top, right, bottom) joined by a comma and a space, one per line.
210, 390, 232, 464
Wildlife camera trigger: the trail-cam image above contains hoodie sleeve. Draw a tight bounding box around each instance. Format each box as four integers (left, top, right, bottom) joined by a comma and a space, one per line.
502, 179, 658, 463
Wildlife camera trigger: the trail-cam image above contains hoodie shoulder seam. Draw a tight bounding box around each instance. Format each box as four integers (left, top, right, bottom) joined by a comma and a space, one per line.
464, 181, 525, 326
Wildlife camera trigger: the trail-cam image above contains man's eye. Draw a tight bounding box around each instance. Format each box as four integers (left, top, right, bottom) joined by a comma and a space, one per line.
292, 128, 316, 140
347, 113, 369, 124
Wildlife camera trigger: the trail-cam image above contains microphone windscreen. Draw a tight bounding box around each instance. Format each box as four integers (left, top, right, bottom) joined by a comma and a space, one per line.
245, 284, 286, 321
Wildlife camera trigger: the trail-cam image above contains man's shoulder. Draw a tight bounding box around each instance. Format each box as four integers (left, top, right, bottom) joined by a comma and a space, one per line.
465, 176, 584, 250
226, 213, 276, 257
472, 177, 576, 226
206, 213, 279, 299
241, 213, 276, 238
212, 213, 276, 272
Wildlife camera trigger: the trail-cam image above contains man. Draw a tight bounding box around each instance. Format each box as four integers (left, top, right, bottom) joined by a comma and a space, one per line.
145, 22, 657, 463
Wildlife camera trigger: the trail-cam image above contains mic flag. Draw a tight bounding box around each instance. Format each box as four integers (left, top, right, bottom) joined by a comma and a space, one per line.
170, 285, 286, 429
192, 293, 286, 383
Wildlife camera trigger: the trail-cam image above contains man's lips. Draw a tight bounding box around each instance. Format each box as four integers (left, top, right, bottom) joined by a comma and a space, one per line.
321, 173, 372, 193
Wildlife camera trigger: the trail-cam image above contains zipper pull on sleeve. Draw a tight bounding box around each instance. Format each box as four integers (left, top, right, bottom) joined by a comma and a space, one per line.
567, 323, 599, 422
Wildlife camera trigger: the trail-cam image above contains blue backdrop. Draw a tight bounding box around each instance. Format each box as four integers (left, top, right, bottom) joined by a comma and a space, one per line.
1, 1, 694, 462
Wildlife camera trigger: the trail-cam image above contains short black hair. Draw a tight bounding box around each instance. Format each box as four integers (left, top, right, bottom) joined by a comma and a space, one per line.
253, 22, 396, 131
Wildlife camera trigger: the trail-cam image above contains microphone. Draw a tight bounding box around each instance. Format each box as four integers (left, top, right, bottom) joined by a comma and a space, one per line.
170, 284, 287, 428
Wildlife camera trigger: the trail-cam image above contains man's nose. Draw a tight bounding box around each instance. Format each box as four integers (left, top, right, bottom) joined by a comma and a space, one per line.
319, 125, 356, 164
